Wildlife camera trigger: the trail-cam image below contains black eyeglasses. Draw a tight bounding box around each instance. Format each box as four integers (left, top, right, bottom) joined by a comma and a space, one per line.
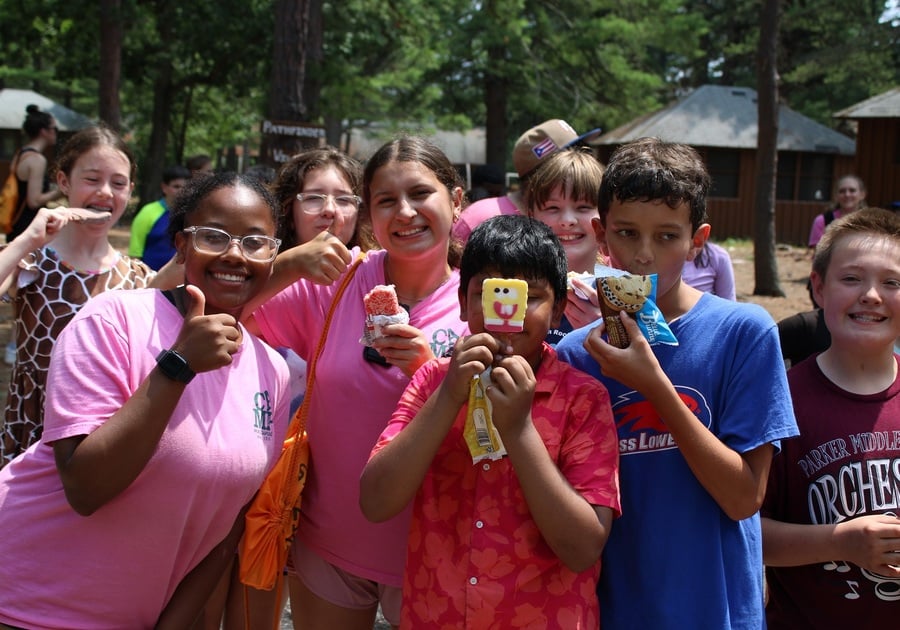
183, 226, 281, 262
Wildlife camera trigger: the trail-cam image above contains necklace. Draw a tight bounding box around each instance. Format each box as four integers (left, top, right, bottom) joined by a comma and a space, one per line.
384, 259, 452, 310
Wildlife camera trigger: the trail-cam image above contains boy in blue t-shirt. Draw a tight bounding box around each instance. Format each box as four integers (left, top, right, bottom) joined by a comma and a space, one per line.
556, 137, 798, 629
128, 164, 189, 270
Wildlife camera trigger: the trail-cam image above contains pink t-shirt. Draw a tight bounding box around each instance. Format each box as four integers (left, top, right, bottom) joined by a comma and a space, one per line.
808, 209, 848, 247
0, 289, 289, 630
253, 248, 469, 585
371, 345, 621, 628
681, 242, 736, 300
452, 194, 521, 244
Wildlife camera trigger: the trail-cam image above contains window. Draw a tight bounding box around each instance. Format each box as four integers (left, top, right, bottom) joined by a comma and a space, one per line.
704, 149, 740, 198
777, 151, 833, 201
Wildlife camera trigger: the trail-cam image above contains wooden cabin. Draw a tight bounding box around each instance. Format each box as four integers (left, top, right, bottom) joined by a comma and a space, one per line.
593, 85, 856, 245
834, 87, 900, 212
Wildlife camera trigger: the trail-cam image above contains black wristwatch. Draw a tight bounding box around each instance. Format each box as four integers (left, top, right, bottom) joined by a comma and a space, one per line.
155, 349, 196, 384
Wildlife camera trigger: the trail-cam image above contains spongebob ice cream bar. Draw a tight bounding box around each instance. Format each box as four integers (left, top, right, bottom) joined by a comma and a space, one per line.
482, 278, 528, 333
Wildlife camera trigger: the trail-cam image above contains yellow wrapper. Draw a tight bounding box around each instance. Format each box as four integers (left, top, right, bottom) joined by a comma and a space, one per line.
463, 371, 507, 462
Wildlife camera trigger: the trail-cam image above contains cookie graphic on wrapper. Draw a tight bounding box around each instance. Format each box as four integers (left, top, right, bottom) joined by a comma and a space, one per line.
482, 278, 528, 333
598, 274, 652, 347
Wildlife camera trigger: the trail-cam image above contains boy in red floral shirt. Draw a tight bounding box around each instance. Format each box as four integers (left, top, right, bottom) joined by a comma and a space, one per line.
360, 215, 620, 628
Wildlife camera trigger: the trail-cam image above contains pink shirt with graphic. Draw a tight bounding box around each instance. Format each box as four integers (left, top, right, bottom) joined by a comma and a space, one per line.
371, 345, 620, 628
253, 248, 469, 585
0, 289, 289, 629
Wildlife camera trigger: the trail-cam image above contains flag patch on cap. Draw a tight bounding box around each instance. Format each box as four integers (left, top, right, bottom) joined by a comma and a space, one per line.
532, 138, 558, 159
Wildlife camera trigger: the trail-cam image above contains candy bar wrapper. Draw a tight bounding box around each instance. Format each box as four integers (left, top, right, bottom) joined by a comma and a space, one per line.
463, 369, 507, 463
595, 264, 678, 348
360, 284, 410, 347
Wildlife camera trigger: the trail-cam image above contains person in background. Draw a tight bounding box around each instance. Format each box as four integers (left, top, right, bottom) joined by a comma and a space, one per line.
681, 241, 736, 300
360, 214, 620, 628
452, 119, 602, 245
806, 175, 866, 307
203, 146, 369, 630
8, 105, 65, 243
128, 164, 191, 270
187, 154, 214, 179
0, 171, 291, 629
523, 146, 606, 343
245, 136, 470, 630
777, 307, 831, 369
0, 125, 156, 468
555, 137, 798, 630
466, 162, 505, 203
761, 207, 900, 628
4, 105, 66, 365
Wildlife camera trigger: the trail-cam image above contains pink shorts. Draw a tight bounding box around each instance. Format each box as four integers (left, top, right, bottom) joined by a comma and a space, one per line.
292, 537, 401, 625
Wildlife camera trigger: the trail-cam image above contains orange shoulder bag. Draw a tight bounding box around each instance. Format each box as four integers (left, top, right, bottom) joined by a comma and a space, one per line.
238, 254, 364, 592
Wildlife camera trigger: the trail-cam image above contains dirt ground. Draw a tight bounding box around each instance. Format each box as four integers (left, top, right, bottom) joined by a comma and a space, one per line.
0, 229, 813, 396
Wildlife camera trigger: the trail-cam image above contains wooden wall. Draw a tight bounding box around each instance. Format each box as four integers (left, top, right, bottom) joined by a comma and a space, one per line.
853, 118, 900, 211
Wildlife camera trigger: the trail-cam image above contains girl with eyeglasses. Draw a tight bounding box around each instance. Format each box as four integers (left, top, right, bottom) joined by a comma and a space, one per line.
245, 136, 470, 630
202, 147, 373, 630
0, 171, 295, 629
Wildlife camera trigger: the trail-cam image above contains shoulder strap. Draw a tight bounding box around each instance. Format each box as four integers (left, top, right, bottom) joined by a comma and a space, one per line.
283, 253, 365, 440
824, 209, 836, 226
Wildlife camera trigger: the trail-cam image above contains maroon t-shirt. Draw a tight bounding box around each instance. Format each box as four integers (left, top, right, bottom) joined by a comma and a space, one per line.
762, 354, 900, 628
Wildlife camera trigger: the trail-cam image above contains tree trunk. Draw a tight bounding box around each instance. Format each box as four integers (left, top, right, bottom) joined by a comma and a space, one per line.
139, 67, 173, 208
753, 0, 784, 297
98, 0, 123, 131
266, 0, 321, 163
483, 0, 508, 179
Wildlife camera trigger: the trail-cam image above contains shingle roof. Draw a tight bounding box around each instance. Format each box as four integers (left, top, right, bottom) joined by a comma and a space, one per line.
595, 85, 855, 155
0, 88, 93, 132
834, 87, 900, 119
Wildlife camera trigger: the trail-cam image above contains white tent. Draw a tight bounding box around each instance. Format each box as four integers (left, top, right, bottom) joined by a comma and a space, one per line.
0, 88, 93, 132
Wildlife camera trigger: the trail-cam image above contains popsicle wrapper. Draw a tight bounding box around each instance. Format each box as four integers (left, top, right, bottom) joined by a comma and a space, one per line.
361, 284, 410, 346
463, 369, 507, 463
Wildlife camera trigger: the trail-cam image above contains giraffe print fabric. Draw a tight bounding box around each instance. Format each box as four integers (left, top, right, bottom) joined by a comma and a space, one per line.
0, 246, 154, 467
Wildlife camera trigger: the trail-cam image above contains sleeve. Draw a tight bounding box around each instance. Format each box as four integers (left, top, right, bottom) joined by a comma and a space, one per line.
808, 213, 826, 247
369, 359, 445, 459
712, 246, 736, 301
558, 375, 621, 517
128, 204, 156, 258
43, 295, 136, 442
252, 280, 323, 361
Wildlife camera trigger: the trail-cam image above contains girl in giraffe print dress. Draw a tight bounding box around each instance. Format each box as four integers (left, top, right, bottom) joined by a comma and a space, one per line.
0, 125, 156, 467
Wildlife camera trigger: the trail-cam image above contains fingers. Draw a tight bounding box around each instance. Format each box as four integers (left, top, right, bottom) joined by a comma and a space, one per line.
183, 284, 206, 320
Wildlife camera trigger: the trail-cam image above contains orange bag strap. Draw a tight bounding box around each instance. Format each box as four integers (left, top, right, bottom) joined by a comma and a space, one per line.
246, 252, 365, 630
283, 251, 365, 442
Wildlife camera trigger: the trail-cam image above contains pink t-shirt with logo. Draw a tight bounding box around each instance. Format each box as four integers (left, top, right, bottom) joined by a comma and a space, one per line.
0, 289, 289, 629
253, 248, 469, 585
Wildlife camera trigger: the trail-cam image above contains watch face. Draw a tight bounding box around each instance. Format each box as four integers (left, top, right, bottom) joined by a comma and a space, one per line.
156, 349, 195, 383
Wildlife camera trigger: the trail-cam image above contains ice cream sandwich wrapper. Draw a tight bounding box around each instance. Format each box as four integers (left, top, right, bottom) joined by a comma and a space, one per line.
360, 284, 410, 346
595, 264, 678, 348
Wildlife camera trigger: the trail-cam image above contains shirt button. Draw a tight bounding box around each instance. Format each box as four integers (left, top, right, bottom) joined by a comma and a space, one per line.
469, 577, 478, 585
482, 463, 490, 471
475, 520, 484, 528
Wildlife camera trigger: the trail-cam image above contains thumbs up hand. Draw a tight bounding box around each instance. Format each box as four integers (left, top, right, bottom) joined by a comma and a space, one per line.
170, 284, 243, 374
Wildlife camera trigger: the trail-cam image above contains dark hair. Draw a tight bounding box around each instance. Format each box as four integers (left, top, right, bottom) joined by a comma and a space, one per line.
54, 124, 137, 182
168, 171, 281, 243
186, 154, 212, 173
162, 164, 191, 184
524, 147, 605, 214
362, 136, 466, 267
23, 105, 54, 138
272, 147, 363, 250
812, 207, 900, 279
460, 214, 568, 307
598, 137, 709, 232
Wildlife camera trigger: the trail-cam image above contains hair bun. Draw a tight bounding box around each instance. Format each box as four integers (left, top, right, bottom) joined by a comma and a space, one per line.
26, 104, 40, 114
